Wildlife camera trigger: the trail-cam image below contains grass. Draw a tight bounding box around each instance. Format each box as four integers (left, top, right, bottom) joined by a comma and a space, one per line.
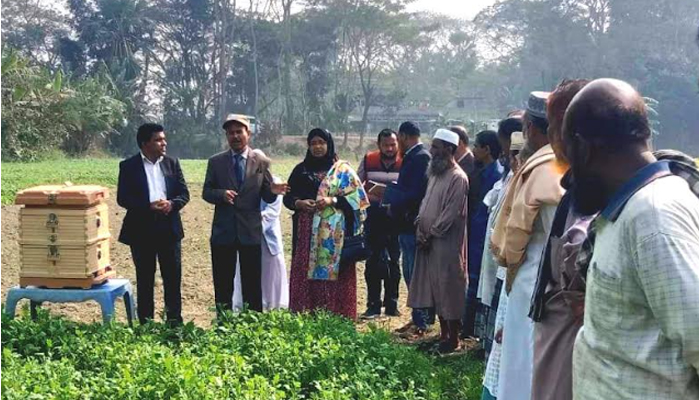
1, 157, 298, 205
2, 310, 484, 399
1, 154, 364, 205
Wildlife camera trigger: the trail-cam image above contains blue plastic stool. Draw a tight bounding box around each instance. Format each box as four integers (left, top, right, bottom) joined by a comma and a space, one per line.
4, 278, 135, 326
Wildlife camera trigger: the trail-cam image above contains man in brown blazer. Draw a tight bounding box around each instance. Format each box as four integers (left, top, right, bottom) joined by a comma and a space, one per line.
450, 125, 475, 176
203, 114, 288, 315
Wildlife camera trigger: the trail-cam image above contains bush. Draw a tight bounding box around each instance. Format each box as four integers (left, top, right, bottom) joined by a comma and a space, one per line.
281, 141, 307, 157
1, 49, 126, 161
1, 310, 484, 399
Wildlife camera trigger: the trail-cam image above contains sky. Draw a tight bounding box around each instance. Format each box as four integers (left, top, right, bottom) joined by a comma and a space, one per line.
406, 0, 497, 20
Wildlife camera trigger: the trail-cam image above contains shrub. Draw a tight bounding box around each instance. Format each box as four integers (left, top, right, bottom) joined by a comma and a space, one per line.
1, 49, 127, 161
282, 141, 307, 157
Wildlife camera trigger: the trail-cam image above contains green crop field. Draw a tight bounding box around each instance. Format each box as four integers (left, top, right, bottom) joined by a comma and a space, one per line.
0, 154, 367, 205
2, 309, 484, 399
0, 156, 307, 205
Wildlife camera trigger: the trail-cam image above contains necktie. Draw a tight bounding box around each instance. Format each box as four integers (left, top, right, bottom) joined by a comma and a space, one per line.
234, 154, 245, 185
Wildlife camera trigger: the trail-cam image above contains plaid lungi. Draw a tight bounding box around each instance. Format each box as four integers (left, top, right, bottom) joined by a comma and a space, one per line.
477, 278, 503, 356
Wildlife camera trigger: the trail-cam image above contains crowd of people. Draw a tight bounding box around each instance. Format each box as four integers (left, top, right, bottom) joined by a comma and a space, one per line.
116, 77, 698, 400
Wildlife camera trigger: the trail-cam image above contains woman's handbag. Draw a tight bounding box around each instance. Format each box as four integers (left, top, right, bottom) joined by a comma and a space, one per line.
340, 213, 372, 264
340, 233, 372, 264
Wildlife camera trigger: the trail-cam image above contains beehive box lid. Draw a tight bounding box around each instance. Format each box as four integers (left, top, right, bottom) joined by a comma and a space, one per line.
15, 184, 109, 207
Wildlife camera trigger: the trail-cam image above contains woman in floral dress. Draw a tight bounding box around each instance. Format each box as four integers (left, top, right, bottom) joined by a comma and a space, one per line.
284, 128, 369, 320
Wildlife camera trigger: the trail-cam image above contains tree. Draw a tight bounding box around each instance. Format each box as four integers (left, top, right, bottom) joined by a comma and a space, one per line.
1, 0, 71, 68
474, 0, 698, 152
338, 0, 418, 148
67, 0, 158, 155
61, 71, 127, 155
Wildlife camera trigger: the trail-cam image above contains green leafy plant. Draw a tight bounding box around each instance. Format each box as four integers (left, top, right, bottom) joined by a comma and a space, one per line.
2, 310, 484, 399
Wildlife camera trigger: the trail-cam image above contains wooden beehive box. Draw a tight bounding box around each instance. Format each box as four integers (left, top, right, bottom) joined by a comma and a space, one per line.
15, 184, 115, 288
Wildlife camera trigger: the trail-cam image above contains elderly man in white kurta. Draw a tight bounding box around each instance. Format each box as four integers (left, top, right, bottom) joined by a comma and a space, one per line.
408, 129, 469, 354
490, 91, 565, 400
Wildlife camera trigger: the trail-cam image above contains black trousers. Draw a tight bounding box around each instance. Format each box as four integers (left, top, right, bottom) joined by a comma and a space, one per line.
130, 241, 183, 325
365, 211, 401, 311
211, 241, 263, 314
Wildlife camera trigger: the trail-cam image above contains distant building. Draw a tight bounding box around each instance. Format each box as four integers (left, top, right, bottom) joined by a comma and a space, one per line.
349, 106, 442, 134
348, 94, 501, 138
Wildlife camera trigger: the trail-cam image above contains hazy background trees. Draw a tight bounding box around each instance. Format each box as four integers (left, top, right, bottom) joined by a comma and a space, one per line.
2, 0, 698, 160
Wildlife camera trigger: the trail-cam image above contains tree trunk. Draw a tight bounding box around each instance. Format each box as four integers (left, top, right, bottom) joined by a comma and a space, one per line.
249, 0, 259, 120
360, 97, 371, 151
217, 0, 237, 122
282, 0, 294, 135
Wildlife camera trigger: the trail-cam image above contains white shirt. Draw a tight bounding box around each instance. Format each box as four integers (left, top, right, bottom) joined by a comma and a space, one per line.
573, 175, 699, 400
405, 142, 422, 156
141, 152, 167, 202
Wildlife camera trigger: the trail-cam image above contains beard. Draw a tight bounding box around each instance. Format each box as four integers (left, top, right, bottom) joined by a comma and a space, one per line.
381, 152, 396, 161
429, 154, 453, 176
571, 170, 608, 216
523, 138, 539, 158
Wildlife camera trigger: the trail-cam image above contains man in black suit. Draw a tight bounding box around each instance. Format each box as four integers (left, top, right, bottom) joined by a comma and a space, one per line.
203, 114, 289, 315
382, 121, 434, 336
117, 123, 189, 325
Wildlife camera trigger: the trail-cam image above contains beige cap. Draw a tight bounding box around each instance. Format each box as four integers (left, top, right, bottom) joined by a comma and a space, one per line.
510, 131, 525, 151
222, 114, 251, 130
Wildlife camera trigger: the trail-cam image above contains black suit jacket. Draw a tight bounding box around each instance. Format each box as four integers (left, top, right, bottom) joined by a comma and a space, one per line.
383, 143, 431, 234
202, 148, 276, 246
117, 154, 190, 246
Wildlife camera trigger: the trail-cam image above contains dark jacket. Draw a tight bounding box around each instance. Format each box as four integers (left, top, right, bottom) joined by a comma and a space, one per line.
383, 143, 431, 234
458, 151, 476, 176
117, 154, 189, 246
203, 148, 276, 246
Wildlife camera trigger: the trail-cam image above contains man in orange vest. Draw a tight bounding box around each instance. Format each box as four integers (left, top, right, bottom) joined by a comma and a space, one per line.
357, 128, 403, 318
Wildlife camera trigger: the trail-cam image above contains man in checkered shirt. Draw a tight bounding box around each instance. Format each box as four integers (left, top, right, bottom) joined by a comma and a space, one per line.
563, 78, 699, 400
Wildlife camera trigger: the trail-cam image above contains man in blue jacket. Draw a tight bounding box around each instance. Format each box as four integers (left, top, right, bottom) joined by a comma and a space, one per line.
383, 121, 434, 335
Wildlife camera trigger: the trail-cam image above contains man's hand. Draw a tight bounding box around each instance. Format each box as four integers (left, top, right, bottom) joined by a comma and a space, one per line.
160, 200, 173, 215
150, 201, 164, 211
495, 328, 503, 344
271, 181, 290, 195
316, 197, 335, 210
224, 190, 238, 204
416, 230, 430, 249
417, 237, 430, 250
150, 200, 172, 215
371, 185, 386, 199
294, 199, 316, 212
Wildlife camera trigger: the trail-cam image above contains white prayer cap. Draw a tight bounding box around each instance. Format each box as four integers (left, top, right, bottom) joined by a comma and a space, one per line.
433, 129, 459, 147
